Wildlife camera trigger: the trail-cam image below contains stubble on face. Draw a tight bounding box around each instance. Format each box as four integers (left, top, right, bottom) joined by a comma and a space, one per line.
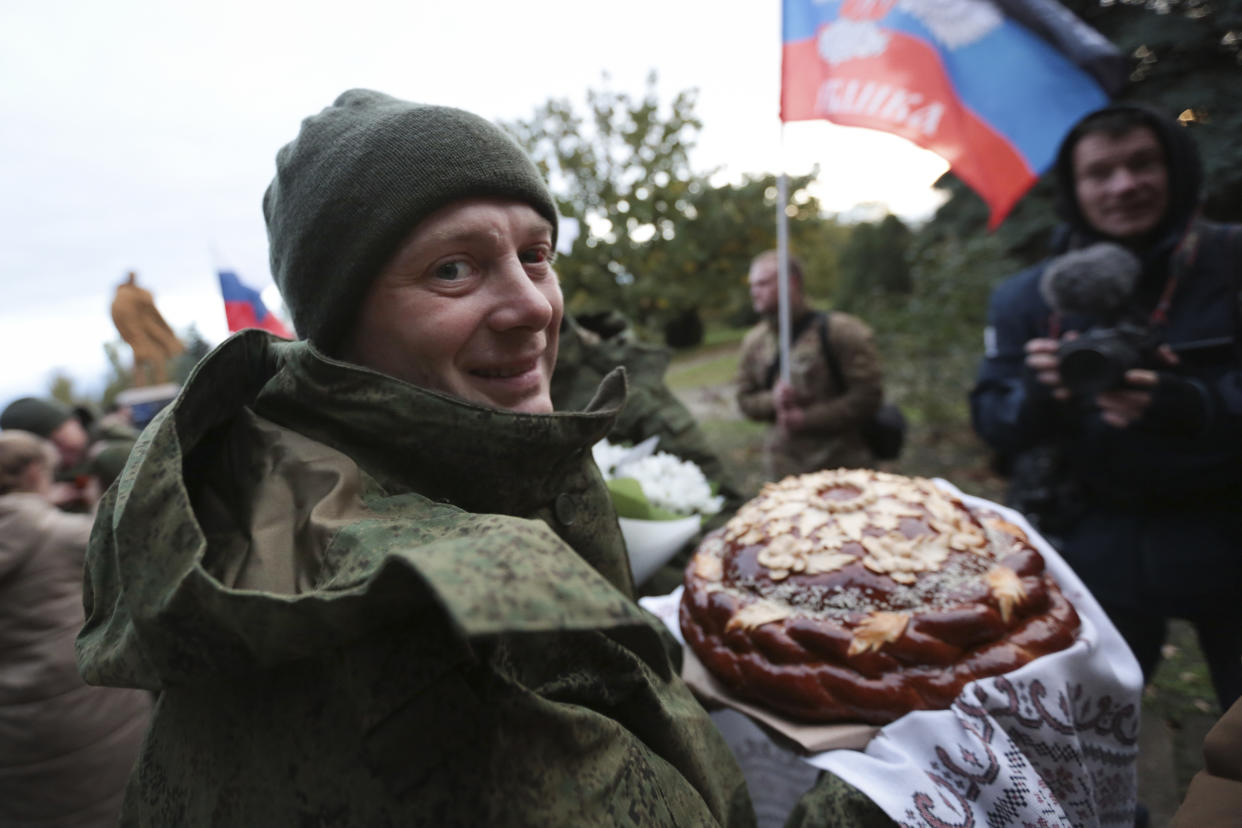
1072, 127, 1170, 242
748, 257, 803, 318
344, 199, 563, 414
749, 262, 778, 316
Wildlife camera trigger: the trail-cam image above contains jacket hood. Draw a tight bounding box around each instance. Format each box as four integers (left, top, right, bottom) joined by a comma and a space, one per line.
1053, 102, 1203, 249
77, 331, 646, 691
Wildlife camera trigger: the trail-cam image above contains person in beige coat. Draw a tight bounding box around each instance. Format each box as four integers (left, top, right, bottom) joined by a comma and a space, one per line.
736, 250, 885, 479
0, 430, 150, 828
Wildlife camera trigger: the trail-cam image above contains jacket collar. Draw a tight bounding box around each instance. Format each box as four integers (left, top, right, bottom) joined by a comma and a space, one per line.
252, 337, 626, 517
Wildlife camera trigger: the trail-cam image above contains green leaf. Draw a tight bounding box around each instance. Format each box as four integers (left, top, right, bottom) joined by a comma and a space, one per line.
606, 477, 684, 521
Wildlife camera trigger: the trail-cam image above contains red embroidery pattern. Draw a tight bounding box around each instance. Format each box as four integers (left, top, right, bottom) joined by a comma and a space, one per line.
900, 676, 1138, 827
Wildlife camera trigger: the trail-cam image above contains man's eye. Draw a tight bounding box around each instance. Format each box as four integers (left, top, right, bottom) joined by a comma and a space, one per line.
433, 261, 470, 281
520, 247, 553, 266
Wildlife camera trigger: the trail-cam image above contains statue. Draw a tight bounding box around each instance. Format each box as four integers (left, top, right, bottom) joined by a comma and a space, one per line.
110, 272, 185, 387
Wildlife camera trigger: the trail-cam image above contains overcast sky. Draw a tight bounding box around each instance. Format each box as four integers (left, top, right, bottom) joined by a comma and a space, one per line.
0, 0, 949, 404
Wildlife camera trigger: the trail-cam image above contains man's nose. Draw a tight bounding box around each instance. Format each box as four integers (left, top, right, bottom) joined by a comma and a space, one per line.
1107, 167, 1139, 193
490, 257, 555, 330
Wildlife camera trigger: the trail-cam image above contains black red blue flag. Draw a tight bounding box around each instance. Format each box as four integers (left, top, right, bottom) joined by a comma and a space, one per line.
782, 0, 1120, 227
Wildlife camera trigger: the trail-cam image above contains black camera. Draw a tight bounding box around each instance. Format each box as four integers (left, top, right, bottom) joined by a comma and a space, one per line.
1040, 242, 1234, 396
1056, 320, 1162, 397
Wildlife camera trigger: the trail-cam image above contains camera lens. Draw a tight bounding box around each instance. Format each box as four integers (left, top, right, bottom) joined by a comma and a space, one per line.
1059, 348, 1126, 396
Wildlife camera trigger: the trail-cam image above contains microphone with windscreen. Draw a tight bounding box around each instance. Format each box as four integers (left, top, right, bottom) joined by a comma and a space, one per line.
1040, 242, 1232, 395
1040, 243, 1155, 396
1038, 242, 1141, 322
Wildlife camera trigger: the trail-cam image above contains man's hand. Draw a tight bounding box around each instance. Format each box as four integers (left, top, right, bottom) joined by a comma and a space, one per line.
1097, 346, 1204, 433
48, 481, 84, 508
1024, 337, 1071, 400
1095, 370, 1158, 427
776, 404, 807, 434
773, 379, 797, 411
773, 379, 807, 434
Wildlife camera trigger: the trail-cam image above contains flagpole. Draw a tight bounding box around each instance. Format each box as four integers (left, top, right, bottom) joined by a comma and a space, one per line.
776, 123, 792, 386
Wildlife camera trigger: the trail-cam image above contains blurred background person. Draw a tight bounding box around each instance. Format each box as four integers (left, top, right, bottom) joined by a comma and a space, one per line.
1, 396, 135, 509
971, 103, 1242, 712
551, 310, 747, 595
0, 430, 151, 828
736, 250, 884, 480
2, 396, 97, 510
1, 396, 90, 469
553, 310, 739, 499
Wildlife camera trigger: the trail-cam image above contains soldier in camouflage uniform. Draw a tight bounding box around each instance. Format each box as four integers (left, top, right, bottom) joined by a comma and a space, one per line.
553, 312, 734, 491
75, 89, 753, 827
737, 250, 884, 480
551, 312, 747, 596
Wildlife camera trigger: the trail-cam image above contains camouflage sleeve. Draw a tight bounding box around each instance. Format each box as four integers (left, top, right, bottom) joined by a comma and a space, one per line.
799, 313, 883, 432
784, 771, 897, 828
736, 327, 777, 423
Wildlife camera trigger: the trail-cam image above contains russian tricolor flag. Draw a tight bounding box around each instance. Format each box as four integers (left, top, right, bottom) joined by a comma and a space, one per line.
218, 270, 293, 338
782, 0, 1118, 227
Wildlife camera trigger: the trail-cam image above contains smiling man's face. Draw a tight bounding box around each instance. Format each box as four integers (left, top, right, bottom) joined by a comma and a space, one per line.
344, 197, 562, 414
1073, 125, 1170, 241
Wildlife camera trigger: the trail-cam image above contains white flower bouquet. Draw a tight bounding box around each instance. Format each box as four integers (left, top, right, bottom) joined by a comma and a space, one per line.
593, 437, 724, 583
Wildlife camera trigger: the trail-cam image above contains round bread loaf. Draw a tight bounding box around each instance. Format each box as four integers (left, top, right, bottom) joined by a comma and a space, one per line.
679, 469, 1080, 724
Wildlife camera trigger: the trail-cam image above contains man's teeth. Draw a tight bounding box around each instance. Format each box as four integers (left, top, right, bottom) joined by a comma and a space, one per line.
477, 365, 528, 378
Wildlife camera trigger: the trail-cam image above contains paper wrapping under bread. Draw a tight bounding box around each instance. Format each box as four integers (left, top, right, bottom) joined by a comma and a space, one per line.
679, 642, 878, 753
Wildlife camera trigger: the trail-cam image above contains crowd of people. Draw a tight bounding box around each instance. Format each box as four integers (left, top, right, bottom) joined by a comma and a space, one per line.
1, 90, 1238, 826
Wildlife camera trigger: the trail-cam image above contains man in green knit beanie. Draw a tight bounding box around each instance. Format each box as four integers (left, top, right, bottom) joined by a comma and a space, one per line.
1, 396, 133, 511
76, 89, 755, 827
1, 396, 89, 470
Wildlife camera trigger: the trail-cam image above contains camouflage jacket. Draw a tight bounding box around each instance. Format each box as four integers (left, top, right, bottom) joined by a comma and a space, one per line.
736, 311, 883, 478
552, 317, 747, 595
76, 330, 754, 827
552, 316, 734, 490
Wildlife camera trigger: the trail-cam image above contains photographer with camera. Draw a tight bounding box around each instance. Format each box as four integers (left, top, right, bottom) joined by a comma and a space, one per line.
971, 103, 1242, 712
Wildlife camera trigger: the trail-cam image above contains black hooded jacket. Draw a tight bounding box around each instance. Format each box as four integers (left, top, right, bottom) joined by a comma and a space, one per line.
1052, 103, 1203, 249
971, 103, 1242, 508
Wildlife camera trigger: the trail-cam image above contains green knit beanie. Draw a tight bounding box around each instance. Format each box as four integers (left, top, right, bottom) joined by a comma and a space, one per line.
88, 440, 134, 490
263, 89, 559, 353
0, 397, 73, 439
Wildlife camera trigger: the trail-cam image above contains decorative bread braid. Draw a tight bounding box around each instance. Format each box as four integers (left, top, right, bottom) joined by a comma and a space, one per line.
679, 469, 1081, 724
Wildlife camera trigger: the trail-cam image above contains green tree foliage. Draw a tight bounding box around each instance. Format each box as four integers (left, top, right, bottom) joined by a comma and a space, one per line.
680, 171, 851, 327
507, 74, 851, 344
928, 0, 1242, 262
1074, 0, 1242, 222
48, 372, 77, 407
505, 73, 705, 333
848, 234, 1020, 428
100, 341, 133, 410
837, 213, 913, 305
